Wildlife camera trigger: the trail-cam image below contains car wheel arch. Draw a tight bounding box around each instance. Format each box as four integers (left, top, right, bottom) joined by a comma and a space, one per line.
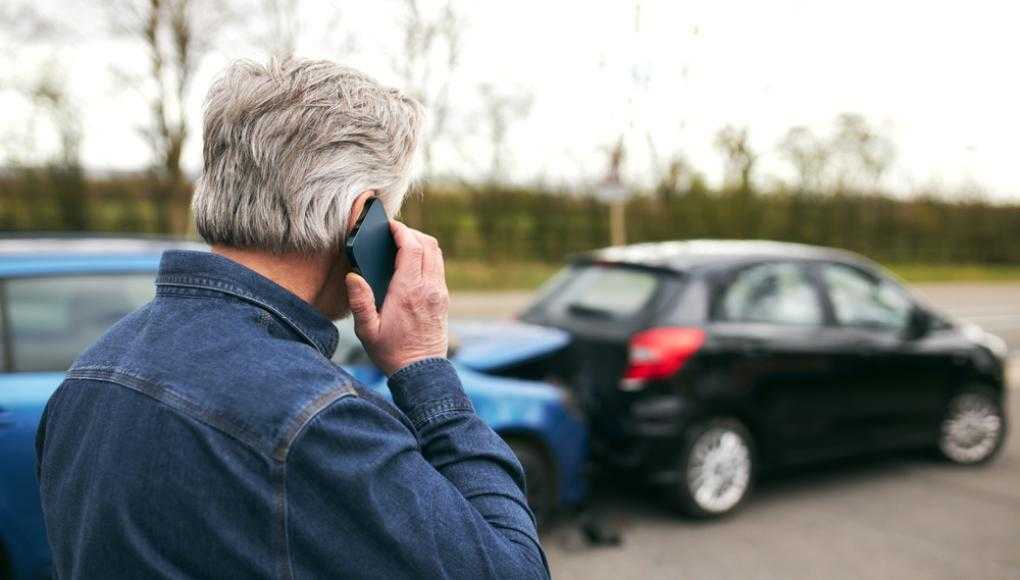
498, 430, 558, 480
943, 381, 1006, 410
688, 402, 767, 467
497, 430, 560, 523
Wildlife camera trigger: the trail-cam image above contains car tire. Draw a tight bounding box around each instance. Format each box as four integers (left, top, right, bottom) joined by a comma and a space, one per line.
669, 417, 755, 518
507, 438, 557, 529
0, 540, 9, 580
937, 388, 1007, 465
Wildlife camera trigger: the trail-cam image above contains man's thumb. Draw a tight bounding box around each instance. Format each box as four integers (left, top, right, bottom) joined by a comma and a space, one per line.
345, 273, 379, 336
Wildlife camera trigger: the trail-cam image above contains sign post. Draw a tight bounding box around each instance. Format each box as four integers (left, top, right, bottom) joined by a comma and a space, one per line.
597, 181, 628, 247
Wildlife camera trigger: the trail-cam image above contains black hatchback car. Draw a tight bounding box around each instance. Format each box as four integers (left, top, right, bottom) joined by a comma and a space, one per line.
514, 240, 1009, 517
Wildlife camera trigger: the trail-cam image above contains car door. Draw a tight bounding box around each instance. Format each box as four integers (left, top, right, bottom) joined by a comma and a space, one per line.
707, 260, 847, 462
816, 262, 949, 448
0, 272, 156, 579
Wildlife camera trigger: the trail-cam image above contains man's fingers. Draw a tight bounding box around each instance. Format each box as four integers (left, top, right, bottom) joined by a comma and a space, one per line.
417, 232, 438, 276
390, 221, 424, 281
345, 273, 379, 339
421, 234, 444, 281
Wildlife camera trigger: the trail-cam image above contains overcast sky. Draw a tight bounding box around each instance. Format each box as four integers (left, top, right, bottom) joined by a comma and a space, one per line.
2, 0, 1018, 199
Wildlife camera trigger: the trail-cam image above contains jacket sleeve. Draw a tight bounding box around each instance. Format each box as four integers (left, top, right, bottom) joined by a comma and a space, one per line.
284, 358, 550, 580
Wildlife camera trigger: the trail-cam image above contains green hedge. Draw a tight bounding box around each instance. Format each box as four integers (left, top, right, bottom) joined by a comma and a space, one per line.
2, 171, 1018, 265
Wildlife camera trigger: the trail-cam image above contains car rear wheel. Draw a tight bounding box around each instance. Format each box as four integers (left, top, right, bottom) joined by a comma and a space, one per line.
938, 389, 1006, 465
507, 438, 557, 529
669, 418, 754, 518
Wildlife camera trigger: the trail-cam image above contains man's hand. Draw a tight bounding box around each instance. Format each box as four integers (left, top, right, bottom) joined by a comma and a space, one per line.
345, 221, 450, 376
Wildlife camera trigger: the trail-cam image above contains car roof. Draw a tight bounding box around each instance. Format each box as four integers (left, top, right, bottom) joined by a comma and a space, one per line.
0, 235, 206, 277
577, 239, 872, 273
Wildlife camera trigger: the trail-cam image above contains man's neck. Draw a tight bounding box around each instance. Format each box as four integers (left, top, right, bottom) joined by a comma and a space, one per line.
212, 245, 333, 308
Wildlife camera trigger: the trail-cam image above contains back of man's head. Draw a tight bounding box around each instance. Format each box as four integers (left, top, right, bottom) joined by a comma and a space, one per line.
192, 58, 424, 254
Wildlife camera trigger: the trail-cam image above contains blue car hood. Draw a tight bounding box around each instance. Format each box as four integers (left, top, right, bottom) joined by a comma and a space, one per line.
449, 320, 569, 373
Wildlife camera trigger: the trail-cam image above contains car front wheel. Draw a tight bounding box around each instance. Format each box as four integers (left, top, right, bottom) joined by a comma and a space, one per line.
670, 418, 754, 518
506, 438, 557, 529
938, 389, 1006, 465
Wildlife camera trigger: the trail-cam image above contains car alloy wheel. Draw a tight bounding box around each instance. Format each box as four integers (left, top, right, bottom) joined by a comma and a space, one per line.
938, 391, 1005, 465
687, 426, 752, 513
671, 418, 755, 517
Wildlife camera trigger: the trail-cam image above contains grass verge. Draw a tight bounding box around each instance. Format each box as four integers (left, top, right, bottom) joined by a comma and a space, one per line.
445, 261, 561, 291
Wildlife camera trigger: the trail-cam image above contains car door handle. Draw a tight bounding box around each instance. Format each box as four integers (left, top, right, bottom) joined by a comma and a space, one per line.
0, 408, 13, 429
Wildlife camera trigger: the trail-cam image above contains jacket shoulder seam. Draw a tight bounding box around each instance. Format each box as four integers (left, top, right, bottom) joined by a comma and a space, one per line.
65, 367, 274, 458
65, 366, 356, 463
273, 381, 357, 462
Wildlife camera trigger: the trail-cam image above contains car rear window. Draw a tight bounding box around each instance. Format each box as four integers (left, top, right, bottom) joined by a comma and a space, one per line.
535, 264, 661, 320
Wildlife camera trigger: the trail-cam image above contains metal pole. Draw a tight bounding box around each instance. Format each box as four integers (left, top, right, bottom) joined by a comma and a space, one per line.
610, 199, 626, 246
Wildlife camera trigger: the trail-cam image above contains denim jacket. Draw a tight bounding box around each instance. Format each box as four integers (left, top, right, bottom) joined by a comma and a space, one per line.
35, 250, 549, 579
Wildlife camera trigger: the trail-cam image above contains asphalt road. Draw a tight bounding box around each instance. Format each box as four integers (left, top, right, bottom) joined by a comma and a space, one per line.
451, 282, 1020, 580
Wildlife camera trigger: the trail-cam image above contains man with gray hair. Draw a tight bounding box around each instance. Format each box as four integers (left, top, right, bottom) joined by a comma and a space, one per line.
36, 59, 549, 579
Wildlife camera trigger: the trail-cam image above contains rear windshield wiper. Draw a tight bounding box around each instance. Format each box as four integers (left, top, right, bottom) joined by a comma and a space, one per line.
567, 303, 616, 319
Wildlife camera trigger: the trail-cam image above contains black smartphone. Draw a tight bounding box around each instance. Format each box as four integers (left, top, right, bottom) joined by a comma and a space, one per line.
345, 197, 397, 310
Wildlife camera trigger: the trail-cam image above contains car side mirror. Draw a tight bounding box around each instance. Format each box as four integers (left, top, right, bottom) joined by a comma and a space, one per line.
905, 308, 931, 340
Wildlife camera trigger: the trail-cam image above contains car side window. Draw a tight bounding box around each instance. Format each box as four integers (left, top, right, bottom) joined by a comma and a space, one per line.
821, 264, 912, 330
5, 274, 155, 372
719, 262, 823, 326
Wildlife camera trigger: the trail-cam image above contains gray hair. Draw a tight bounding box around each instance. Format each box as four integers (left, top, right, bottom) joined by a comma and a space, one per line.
192, 58, 424, 253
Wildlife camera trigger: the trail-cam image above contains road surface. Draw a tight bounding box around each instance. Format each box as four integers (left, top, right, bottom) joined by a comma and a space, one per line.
450, 282, 1020, 580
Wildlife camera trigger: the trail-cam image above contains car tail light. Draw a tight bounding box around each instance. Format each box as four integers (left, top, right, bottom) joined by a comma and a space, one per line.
621, 327, 706, 391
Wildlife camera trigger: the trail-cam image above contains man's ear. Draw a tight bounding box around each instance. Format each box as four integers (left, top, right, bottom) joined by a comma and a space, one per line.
346, 190, 377, 236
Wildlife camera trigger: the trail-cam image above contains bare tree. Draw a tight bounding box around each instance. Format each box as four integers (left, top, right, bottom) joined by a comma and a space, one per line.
246, 1, 353, 68
29, 67, 82, 169
831, 113, 895, 192
714, 125, 757, 192
0, 2, 59, 58
393, 0, 462, 181
778, 125, 831, 194
34, 66, 88, 229
654, 154, 703, 202
258, 0, 300, 57
0, 2, 89, 229
106, 0, 231, 232
477, 83, 531, 183
0, 0, 66, 162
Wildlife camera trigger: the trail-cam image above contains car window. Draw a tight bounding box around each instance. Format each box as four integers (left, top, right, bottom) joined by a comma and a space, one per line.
720, 262, 822, 326
332, 317, 372, 366
0, 290, 6, 372
822, 264, 912, 330
540, 265, 660, 319
5, 274, 155, 372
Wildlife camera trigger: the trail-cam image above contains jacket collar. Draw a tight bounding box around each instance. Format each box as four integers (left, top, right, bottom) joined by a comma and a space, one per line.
155, 250, 339, 358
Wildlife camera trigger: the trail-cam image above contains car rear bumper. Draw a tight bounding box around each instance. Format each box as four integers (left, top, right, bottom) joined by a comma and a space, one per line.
588, 392, 699, 478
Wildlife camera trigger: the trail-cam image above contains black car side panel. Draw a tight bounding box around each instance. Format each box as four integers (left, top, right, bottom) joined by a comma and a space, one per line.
697, 322, 852, 464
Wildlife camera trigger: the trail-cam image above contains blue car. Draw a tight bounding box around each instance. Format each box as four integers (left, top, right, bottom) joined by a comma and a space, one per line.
0, 236, 587, 580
